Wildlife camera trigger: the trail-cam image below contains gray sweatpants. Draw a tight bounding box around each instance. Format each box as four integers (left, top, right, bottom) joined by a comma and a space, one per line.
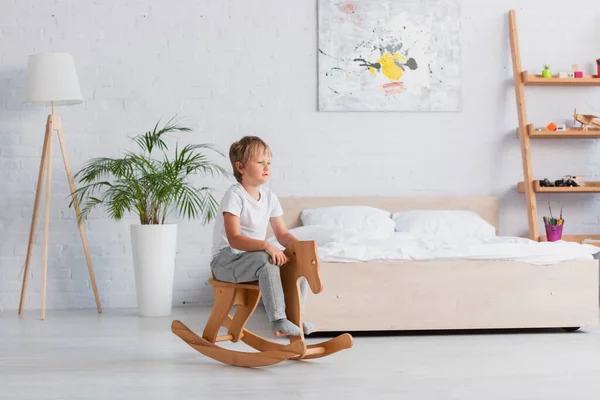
210, 247, 308, 323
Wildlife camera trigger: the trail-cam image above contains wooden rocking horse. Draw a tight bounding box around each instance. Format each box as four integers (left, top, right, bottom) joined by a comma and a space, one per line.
171, 241, 353, 367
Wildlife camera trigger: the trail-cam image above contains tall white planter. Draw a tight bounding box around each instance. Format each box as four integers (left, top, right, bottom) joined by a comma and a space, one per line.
130, 224, 178, 317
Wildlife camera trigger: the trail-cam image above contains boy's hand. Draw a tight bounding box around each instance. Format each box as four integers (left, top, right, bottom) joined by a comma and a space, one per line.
265, 242, 286, 266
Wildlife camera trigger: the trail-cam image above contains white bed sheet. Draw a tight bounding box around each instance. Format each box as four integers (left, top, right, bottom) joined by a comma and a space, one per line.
272, 231, 600, 265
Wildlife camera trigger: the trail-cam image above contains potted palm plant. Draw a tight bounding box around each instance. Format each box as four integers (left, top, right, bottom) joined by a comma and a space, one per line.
71, 118, 228, 317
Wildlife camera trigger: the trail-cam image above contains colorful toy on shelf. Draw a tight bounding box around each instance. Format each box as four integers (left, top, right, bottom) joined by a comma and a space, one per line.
546, 122, 557, 131
542, 64, 552, 78
572, 64, 584, 78
573, 108, 600, 130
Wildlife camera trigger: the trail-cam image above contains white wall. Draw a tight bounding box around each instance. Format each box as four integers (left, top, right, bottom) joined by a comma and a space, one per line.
2, 0, 600, 311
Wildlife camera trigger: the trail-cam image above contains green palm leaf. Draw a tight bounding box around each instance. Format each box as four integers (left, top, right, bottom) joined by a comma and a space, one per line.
71, 118, 228, 225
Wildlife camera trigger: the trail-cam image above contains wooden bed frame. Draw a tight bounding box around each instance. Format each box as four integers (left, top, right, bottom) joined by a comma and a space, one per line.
276, 196, 599, 332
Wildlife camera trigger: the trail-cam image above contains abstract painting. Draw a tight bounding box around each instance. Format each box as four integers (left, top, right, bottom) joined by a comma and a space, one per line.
318, 0, 461, 111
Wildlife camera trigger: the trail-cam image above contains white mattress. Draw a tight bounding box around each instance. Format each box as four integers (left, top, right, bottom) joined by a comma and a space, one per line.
275, 232, 600, 265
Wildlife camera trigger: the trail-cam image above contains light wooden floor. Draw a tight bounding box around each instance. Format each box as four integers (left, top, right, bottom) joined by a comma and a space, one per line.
1, 306, 600, 400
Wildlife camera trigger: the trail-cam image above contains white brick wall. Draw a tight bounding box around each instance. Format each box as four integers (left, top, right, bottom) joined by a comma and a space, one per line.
2, 0, 600, 311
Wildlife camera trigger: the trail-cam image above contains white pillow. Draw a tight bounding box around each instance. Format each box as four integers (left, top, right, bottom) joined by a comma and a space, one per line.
392, 210, 496, 239
300, 206, 394, 238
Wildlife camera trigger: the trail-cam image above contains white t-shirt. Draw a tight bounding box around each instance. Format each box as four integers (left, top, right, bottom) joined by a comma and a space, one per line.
211, 183, 284, 260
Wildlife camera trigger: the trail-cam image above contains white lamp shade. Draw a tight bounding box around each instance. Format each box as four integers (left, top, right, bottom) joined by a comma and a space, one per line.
23, 53, 83, 106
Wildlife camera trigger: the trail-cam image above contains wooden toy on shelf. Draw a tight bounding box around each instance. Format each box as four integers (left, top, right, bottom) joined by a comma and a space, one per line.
573, 108, 600, 130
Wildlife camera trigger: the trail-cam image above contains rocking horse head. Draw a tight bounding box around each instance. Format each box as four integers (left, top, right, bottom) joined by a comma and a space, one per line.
284, 241, 323, 294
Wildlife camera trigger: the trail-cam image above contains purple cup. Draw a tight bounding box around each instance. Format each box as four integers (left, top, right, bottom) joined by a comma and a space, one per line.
545, 223, 563, 242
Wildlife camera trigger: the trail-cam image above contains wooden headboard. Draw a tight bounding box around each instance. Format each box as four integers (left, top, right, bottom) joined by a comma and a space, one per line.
269, 196, 499, 236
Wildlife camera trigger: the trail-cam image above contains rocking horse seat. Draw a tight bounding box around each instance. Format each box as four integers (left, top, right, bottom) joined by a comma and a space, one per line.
208, 278, 259, 290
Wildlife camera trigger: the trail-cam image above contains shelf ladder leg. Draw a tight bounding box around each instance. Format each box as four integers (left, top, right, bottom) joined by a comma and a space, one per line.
509, 10, 539, 241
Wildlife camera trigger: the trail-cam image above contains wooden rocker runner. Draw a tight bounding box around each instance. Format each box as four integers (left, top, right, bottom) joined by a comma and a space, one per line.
171, 241, 353, 367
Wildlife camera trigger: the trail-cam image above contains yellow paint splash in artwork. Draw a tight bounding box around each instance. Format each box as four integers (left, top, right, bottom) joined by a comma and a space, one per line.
377, 52, 407, 81
369, 66, 376, 76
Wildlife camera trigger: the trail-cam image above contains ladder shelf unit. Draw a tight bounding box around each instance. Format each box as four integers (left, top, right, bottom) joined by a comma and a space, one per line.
509, 10, 600, 243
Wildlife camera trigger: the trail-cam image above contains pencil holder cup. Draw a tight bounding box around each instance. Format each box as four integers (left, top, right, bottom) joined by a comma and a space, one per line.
545, 223, 563, 242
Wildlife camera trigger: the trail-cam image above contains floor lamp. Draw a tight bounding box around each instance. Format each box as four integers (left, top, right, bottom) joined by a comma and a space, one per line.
19, 53, 102, 319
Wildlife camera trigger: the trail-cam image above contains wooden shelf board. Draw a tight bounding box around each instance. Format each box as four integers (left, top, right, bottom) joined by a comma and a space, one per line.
516, 127, 600, 139
517, 181, 600, 193
522, 71, 600, 86
538, 234, 600, 244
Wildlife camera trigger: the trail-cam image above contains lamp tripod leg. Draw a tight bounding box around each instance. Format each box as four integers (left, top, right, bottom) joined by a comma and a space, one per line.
56, 116, 102, 313
41, 116, 54, 320
19, 115, 53, 316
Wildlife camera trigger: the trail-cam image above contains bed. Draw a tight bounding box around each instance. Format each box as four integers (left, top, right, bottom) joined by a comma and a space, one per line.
275, 196, 599, 332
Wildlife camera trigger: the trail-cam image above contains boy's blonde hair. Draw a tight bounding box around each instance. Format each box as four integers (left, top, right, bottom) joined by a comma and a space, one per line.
229, 136, 272, 183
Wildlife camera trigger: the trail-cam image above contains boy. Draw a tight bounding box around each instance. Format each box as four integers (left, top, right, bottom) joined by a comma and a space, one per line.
210, 136, 314, 336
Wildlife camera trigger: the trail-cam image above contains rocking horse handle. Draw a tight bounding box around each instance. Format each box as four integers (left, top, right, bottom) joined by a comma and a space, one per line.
268, 244, 301, 265
268, 247, 319, 267
268, 254, 293, 265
